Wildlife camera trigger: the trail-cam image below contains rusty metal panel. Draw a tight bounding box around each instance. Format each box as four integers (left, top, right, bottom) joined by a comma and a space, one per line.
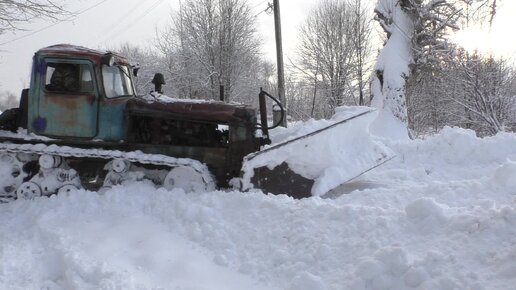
96, 97, 129, 141
35, 92, 98, 137
126, 98, 256, 124
30, 58, 99, 138
250, 163, 314, 199
27, 56, 40, 134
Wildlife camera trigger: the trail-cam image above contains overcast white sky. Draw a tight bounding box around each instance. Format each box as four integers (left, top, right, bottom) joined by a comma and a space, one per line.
0, 0, 324, 94
0, 0, 514, 96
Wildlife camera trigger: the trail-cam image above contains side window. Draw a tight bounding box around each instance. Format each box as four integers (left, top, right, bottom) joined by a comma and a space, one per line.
45, 63, 94, 93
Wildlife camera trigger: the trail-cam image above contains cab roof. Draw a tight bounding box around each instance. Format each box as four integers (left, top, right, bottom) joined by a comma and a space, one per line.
36, 44, 130, 65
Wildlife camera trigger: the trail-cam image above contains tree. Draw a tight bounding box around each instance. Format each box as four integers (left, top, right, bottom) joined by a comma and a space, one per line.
0, 91, 19, 111
457, 0, 498, 29
406, 49, 516, 137
294, 0, 373, 118
156, 0, 261, 103
113, 44, 166, 95
448, 53, 515, 135
406, 58, 462, 136
0, 0, 68, 35
349, 0, 373, 106
404, 0, 508, 137
371, 0, 459, 139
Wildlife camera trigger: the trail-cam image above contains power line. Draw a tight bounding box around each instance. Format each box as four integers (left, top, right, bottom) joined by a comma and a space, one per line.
255, 10, 266, 18
252, 0, 269, 9
93, 0, 165, 46
94, 0, 164, 45
0, 0, 112, 46
86, 0, 148, 45
254, 2, 273, 18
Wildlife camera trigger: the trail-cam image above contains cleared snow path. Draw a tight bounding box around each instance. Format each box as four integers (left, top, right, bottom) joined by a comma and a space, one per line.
1, 126, 516, 290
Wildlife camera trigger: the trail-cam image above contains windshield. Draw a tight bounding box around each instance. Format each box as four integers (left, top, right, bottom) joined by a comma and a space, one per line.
102, 65, 135, 98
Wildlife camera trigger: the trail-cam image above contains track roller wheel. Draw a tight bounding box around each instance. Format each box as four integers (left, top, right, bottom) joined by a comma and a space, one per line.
0, 154, 27, 202
16, 182, 42, 200
57, 184, 80, 195
163, 166, 209, 193
39, 154, 63, 169
22, 155, 82, 197
103, 159, 144, 187
111, 159, 130, 173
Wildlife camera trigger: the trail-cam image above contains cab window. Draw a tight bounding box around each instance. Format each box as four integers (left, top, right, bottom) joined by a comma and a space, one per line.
45, 63, 94, 93
102, 65, 134, 98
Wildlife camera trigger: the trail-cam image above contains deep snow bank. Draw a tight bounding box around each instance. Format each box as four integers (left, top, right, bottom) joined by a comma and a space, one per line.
1, 126, 516, 290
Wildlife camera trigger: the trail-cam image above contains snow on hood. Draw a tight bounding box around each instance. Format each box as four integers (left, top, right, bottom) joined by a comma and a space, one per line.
1, 125, 516, 289
140, 92, 210, 104
140, 91, 242, 106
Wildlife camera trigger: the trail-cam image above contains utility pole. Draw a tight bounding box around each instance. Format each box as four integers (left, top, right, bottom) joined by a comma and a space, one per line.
273, 0, 287, 127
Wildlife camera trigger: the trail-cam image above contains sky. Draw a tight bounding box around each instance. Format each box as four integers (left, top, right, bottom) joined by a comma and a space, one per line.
452, 0, 516, 58
0, 0, 320, 95
0, 0, 515, 96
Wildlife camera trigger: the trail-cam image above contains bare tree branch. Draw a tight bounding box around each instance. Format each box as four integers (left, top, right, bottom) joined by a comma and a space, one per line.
0, 0, 69, 34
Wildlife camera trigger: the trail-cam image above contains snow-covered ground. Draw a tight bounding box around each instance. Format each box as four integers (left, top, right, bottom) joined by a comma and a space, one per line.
1, 125, 516, 289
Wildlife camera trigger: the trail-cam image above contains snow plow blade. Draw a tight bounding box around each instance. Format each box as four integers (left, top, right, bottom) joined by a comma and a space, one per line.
241, 107, 394, 198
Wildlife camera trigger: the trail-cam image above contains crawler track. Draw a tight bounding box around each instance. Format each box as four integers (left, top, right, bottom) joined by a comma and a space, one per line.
0, 140, 216, 202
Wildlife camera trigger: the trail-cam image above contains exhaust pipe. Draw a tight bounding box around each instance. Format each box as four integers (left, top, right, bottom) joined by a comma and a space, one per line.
152, 73, 165, 93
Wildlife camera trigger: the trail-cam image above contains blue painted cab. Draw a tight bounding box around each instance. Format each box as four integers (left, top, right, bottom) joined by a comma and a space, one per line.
27, 44, 135, 142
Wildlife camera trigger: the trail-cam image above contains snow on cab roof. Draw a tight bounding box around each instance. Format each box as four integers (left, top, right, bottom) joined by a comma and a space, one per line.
36, 44, 130, 65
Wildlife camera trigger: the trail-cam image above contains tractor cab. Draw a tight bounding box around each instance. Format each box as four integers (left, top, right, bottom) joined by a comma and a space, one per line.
27, 44, 136, 141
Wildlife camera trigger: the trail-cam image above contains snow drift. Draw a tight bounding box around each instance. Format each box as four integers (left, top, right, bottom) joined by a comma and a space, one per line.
1, 125, 516, 290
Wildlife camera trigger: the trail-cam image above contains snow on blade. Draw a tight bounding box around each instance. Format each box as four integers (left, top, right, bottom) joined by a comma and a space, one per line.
241, 106, 395, 196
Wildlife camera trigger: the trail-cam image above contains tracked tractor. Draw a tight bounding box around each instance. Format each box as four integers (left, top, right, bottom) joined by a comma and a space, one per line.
0, 44, 392, 202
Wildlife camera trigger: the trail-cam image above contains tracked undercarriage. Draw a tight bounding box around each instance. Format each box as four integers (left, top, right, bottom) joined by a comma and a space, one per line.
0, 138, 215, 202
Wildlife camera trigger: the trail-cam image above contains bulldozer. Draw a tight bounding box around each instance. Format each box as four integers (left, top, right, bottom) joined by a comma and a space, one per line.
0, 44, 392, 202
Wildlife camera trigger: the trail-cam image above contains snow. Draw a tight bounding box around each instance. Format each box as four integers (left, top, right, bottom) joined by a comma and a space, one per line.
141, 91, 239, 105
2, 122, 516, 289
370, 0, 414, 140
242, 107, 395, 196
0, 128, 53, 141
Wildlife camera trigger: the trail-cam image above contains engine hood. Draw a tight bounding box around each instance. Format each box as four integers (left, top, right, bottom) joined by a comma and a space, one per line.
126, 94, 256, 124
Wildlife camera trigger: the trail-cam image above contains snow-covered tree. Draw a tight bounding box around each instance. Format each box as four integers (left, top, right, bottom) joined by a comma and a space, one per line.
108, 44, 166, 95
406, 53, 467, 137
156, 0, 261, 103
406, 49, 516, 137
370, 0, 458, 140
296, 0, 353, 117
404, 0, 508, 136
0, 90, 19, 111
457, 0, 498, 28
294, 0, 373, 118
349, 0, 374, 106
448, 53, 515, 135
